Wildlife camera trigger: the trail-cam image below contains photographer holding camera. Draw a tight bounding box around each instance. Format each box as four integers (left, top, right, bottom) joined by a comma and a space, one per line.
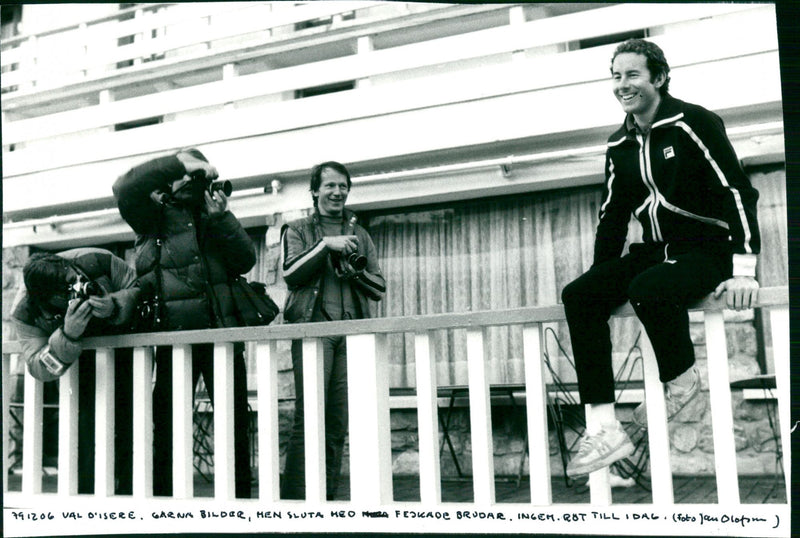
113, 148, 256, 498
11, 247, 140, 494
280, 161, 385, 500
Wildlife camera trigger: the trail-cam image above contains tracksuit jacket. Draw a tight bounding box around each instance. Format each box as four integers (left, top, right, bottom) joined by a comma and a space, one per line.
281, 209, 385, 323
596, 93, 760, 276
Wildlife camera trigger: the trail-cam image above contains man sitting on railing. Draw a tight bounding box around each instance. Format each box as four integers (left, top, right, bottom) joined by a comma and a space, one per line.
11, 247, 140, 494
560, 39, 761, 477
113, 148, 257, 498
280, 161, 386, 500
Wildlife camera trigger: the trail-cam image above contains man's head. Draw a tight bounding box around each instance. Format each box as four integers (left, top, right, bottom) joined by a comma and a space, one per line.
23, 253, 73, 313
310, 161, 352, 217
610, 39, 670, 125
170, 147, 210, 206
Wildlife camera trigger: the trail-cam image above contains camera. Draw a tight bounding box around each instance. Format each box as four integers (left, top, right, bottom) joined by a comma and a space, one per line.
68, 275, 103, 302
190, 170, 232, 196
345, 252, 367, 271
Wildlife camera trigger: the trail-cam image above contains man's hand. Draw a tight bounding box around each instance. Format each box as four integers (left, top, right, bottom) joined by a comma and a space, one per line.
323, 235, 359, 255
713, 276, 759, 310
176, 151, 218, 180
204, 189, 228, 215
63, 299, 92, 339
88, 295, 116, 319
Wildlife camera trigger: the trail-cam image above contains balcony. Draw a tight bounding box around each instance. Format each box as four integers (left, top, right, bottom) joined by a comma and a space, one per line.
2, 3, 784, 249
2, 287, 789, 536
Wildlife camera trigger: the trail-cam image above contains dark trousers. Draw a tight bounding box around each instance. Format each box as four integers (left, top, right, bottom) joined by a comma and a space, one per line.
281, 336, 349, 500
152, 342, 251, 498
74, 348, 133, 495
561, 244, 730, 404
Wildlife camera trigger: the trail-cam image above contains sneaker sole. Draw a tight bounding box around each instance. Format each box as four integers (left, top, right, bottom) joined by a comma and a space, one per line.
566, 438, 635, 477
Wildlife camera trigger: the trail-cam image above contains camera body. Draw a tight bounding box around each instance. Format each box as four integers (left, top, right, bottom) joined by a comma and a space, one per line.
68, 275, 103, 302
190, 170, 232, 196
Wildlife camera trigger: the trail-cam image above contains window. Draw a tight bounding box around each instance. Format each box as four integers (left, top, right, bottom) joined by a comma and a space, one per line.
576, 29, 647, 50
294, 80, 355, 100
294, 11, 355, 31
114, 116, 163, 131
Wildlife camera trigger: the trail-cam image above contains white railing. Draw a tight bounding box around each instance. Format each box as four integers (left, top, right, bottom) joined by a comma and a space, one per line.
2, 287, 790, 536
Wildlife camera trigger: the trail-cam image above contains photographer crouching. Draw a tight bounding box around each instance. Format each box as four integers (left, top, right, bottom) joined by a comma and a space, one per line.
10, 247, 140, 494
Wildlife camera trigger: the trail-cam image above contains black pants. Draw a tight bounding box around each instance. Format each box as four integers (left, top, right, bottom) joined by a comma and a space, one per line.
74, 348, 133, 495
561, 244, 730, 405
152, 342, 251, 498
281, 336, 349, 500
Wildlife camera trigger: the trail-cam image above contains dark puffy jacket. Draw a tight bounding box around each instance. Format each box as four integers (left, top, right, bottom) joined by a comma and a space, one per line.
281, 209, 385, 323
113, 155, 256, 330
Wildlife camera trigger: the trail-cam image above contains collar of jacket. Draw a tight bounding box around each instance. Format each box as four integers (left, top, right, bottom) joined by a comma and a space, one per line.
610, 93, 686, 145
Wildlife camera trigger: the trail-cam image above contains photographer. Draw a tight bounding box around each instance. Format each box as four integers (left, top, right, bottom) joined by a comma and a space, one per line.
11, 247, 140, 494
280, 161, 385, 500
113, 148, 256, 498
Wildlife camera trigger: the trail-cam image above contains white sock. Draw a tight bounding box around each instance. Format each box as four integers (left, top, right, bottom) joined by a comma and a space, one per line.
586, 403, 617, 435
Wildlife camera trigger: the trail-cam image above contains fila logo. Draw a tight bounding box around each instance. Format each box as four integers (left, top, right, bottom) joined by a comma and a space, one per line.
663, 146, 675, 159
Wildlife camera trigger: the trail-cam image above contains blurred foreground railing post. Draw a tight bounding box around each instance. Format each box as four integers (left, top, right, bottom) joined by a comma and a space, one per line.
132, 346, 153, 498
347, 333, 392, 504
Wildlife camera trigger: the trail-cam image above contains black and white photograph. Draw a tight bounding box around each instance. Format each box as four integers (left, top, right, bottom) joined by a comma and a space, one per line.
1, 2, 793, 537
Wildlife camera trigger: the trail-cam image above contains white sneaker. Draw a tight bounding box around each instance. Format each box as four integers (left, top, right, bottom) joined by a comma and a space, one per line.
566, 422, 635, 477
633, 366, 700, 428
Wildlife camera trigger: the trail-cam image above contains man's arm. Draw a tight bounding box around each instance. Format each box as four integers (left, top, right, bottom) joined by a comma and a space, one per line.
112, 155, 187, 234
205, 210, 257, 276
593, 153, 633, 266
15, 320, 83, 382
106, 253, 141, 326
282, 225, 328, 287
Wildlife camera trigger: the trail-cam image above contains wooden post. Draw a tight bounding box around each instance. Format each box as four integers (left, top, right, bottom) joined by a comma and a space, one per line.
257, 341, 280, 502
58, 362, 80, 496
21, 371, 43, 494
132, 346, 153, 498
466, 328, 495, 504
94, 348, 115, 496
172, 345, 194, 498
523, 323, 551, 505
303, 338, 327, 502
213, 342, 236, 500
347, 333, 392, 503
704, 310, 740, 504
415, 331, 442, 504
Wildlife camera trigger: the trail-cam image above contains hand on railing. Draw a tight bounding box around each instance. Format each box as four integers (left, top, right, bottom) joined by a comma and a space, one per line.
713, 276, 759, 310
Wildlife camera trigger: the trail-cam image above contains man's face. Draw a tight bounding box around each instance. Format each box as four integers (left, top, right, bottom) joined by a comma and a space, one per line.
171, 173, 205, 206
611, 52, 664, 122
314, 167, 350, 217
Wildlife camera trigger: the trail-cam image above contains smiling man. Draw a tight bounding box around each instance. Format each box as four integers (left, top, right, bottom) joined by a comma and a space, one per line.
560, 39, 761, 477
280, 161, 385, 500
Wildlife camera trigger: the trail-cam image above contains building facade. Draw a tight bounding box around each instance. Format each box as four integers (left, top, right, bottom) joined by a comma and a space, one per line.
2, 2, 787, 478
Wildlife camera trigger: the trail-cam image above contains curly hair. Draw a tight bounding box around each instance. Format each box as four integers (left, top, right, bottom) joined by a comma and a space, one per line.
610, 38, 671, 95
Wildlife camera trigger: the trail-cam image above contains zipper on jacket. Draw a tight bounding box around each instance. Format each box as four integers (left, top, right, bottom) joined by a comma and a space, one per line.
637, 132, 663, 242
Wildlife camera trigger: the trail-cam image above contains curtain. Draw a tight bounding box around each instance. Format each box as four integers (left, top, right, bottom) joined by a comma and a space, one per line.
369, 185, 645, 388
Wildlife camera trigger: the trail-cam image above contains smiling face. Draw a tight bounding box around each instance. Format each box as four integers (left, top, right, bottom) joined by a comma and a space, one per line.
611, 52, 665, 128
314, 167, 350, 217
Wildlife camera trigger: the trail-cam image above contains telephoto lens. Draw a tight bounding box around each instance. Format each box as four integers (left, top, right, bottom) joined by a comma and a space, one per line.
209, 180, 233, 196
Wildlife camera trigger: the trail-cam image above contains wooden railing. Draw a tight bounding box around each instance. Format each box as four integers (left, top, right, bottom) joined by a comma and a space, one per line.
2, 287, 790, 536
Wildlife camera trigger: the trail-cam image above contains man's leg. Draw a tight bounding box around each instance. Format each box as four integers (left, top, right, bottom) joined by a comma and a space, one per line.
232, 343, 252, 498
152, 346, 173, 496
77, 351, 96, 494
280, 339, 306, 499
628, 249, 729, 426
325, 336, 348, 500
561, 253, 657, 476
114, 348, 133, 495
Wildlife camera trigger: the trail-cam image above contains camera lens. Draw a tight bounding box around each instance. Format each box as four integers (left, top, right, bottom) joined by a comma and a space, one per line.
209, 180, 232, 196
347, 253, 368, 271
